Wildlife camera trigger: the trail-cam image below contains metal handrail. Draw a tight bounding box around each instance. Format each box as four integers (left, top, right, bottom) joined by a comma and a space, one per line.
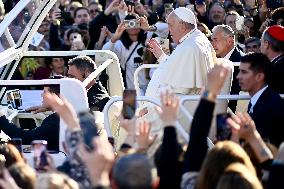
83, 59, 113, 88
133, 62, 240, 96
133, 64, 159, 96
103, 96, 189, 142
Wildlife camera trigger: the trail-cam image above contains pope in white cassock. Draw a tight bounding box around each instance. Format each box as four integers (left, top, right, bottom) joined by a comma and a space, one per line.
142, 7, 216, 151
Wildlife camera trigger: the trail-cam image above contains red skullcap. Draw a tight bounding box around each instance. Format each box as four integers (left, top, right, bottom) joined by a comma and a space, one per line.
267, 25, 284, 42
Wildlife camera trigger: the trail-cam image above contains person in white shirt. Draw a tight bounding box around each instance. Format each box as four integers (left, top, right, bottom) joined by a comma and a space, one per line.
103, 14, 151, 94
141, 7, 215, 153
211, 24, 245, 112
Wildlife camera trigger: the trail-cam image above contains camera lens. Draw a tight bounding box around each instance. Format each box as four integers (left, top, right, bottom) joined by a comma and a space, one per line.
128, 20, 135, 28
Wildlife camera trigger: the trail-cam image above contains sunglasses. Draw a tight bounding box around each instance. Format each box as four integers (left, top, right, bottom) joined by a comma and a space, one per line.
245, 45, 258, 49
90, 9, 100, 14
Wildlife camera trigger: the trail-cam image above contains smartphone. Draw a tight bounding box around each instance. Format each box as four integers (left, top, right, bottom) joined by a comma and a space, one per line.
8, 138, 22, 153
122, 89, 137, 119
216, 113, 232, 141
61, 11, 72, 21
32, 140, 48, 170
72, 33, 82, 43
125, 0, 135, 7
79, 111, 99, 151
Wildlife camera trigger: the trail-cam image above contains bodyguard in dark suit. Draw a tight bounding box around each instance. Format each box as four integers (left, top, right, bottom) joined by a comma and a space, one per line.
260, 25, 284, 94
237, 53, 284, 147
211, 24, 245, 112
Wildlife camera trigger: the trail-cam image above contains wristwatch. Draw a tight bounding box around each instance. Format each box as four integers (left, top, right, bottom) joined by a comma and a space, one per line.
202, 90, 217, 100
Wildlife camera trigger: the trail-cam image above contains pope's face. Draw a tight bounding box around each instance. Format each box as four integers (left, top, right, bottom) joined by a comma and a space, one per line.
167, 14, 183, 44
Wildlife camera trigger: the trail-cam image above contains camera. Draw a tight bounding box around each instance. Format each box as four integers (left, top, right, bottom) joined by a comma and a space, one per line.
124, 19, 140, 29
6, 89, 22, 109
72, 33, 82, 43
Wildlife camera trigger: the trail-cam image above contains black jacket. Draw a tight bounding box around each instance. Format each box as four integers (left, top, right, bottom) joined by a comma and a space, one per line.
0, 113, 59, 151
228, 47, 245, 112
249, 87, 284, 147
270, 54, 284, 94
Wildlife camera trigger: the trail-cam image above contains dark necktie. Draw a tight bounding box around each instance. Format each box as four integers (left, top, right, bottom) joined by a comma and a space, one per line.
248, 101, 252, 114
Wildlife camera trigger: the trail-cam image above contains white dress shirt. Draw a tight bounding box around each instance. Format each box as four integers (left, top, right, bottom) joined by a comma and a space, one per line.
249, 85, 268, 113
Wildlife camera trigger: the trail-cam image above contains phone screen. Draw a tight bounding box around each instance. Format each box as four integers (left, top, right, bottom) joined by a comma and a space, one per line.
32, 140, 48, 171
122, 89, 136, 119
79, 111, 99, 151
216, 113, 232, 141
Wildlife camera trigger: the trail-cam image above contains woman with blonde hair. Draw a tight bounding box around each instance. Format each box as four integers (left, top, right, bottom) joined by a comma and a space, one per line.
194, 141, 256, 189
216, 163, 263, 189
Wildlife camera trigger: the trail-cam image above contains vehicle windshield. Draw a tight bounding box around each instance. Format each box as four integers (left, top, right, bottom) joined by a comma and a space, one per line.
0, 0, 39, 53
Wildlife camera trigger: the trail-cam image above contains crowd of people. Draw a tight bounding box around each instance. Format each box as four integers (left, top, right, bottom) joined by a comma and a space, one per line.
1, 0, 284, 188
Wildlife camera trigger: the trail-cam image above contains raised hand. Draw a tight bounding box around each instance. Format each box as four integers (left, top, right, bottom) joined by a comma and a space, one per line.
156, 90, 180, 126
43, 92, 80, 130
227, 112, 257, 141
0, 169, 20, 189
147, 38, 165, 59
111, 22, 126, 43
118, 115, 137, 135
206, 64, 229, 97
227, 112, 273, 162
136, 119, 157, 150
104, 0, 122, 16
79, 137, 115, 187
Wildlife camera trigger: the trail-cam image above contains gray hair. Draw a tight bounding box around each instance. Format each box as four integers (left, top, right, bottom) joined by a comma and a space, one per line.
112, 154, 156, 189
212, 24, 235, 39
244, 37, 261, 47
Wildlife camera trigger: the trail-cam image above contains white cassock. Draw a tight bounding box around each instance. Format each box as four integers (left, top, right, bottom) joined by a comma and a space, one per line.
146, 28, 214, 98
141, 28, 215, 154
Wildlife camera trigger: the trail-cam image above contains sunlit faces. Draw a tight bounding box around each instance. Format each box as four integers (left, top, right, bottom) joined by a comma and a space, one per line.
225, 14, 237, 31
211, 29, 234, 57
50, 58, 65, 75
74, 8, 90, 25
167, 14, 185, 44
237, 63, 263, 95
67, 65, 85, 82
209, 4, 225, 24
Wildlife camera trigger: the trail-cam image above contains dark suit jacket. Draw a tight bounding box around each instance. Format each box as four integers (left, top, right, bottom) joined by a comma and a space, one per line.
249, 87, 284, 147
228, 47, 245, 112
0, 113, 59, 151
270, 54, 284, 94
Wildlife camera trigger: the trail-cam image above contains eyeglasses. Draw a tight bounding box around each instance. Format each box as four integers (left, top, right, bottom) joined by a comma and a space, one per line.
245, 45, 258, 49
89, 9, 100, 14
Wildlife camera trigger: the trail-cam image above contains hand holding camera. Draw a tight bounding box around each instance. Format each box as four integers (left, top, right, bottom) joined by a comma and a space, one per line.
111, 22, 126, 43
